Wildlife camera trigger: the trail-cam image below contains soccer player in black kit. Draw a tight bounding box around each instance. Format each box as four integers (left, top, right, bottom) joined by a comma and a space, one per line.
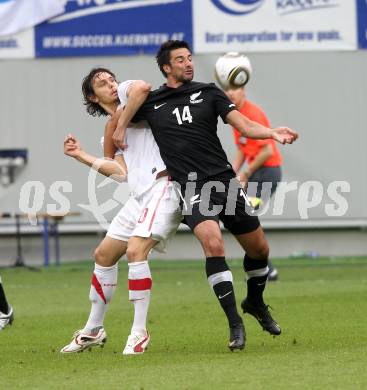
109, 40, 298, 351
0, 276, 14, 330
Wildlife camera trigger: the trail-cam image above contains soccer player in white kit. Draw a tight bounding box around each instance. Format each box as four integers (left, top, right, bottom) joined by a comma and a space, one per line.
61, 68, 182, 355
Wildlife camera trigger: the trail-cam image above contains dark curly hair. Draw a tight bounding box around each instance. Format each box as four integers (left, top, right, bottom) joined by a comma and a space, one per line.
82, 67, 117, 117
156, 40, 191, 77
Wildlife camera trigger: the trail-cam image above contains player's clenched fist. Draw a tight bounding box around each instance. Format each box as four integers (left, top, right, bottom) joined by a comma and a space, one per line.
64, 134, 82, 158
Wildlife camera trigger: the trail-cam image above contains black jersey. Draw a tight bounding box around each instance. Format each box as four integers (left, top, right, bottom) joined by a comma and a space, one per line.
133, 82, 237, 182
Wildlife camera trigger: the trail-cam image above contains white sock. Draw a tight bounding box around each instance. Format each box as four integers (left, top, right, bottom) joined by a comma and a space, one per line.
128, 261, 152, 335
83, 263, 118, 334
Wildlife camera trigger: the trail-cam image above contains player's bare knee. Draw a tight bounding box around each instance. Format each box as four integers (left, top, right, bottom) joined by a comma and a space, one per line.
203, 236, 225, 257
258, 242, 269, 259
126, 246, 139, 261
95, 246, 114, 267
250, 241, 269, 260
94, 246, 102, 263
126, 245, 148, 261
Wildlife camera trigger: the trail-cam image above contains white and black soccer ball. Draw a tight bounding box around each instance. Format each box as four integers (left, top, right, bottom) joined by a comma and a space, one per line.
214, 52, 252, 90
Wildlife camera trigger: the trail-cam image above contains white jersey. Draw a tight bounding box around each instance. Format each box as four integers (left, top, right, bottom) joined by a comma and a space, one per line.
115, 80, 166, 196
107, 176, 182, 252
102, 81, 182, 249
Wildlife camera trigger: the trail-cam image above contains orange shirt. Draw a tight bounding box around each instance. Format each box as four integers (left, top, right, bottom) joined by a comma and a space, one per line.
233, 100, 282, 167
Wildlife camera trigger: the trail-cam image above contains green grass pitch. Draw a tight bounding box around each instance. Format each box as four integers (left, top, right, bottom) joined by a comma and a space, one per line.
1, 257, 367, 389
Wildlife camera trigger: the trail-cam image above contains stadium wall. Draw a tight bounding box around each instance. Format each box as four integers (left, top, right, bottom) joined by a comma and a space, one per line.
0, 51, 366, 259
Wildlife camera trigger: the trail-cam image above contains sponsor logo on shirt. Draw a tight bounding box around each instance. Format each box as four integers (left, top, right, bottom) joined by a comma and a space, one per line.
154, 103, 167, 109
190, 194, 202, 205
190, 91, 203, 104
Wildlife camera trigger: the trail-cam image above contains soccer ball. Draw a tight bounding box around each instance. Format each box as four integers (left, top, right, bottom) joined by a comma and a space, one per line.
214, 52, 252, 90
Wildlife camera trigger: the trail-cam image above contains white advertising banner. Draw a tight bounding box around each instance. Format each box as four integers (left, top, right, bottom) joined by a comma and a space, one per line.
193, 0, 357, 52
0, 0, 64, 37
0, 28, 34, 58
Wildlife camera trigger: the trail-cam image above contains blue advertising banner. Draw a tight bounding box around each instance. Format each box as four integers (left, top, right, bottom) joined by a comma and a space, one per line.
35, 0, 192, 57
357, 0, 367, 48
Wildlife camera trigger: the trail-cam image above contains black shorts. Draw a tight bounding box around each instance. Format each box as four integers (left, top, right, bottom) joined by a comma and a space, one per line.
248, 166, 282, 199
177, 177, 260, 235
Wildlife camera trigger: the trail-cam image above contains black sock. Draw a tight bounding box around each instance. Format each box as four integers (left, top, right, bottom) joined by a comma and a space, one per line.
0, 282, 9, 313
243, 255, 269, 306
206, 257, 242, 326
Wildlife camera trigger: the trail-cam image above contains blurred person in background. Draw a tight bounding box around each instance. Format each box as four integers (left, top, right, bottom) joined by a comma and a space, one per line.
226, 73, 282, 281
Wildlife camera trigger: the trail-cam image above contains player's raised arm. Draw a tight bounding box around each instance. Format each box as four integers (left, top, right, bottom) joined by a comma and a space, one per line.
64, 134, 127, 182
225, 110, 298, 145
112, 80, 151, 150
